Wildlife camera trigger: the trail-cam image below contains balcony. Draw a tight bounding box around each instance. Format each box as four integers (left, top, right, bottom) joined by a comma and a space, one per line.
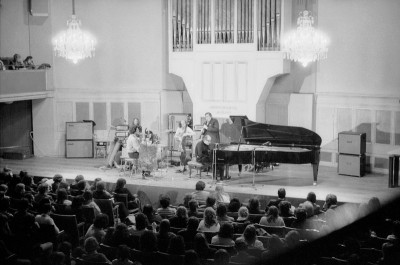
0, 69, 53, 102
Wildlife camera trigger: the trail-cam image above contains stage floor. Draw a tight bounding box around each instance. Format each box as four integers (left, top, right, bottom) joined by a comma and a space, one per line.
1, 156, 399, 205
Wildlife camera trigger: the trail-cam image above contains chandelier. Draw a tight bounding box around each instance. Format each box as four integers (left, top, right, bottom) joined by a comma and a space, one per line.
53, 0, 96, 64
282, 10, 329, 67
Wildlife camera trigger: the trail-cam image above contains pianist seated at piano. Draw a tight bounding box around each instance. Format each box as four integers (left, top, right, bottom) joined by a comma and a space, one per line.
195, 135, 225, 180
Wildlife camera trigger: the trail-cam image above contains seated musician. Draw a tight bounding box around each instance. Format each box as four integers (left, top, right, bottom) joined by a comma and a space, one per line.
174, 120, 195, 173
195, 135, 225, 180
127, 125, 140, 159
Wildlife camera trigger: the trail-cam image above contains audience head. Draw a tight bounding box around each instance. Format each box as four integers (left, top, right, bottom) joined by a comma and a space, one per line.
71, 195, 85, 209
237, 206, 249, 221
367, 197, 381, 213
168, 235, 185, 255
248, 198, 260, 213
159, 219, 171, 234
116, 244, 130, 261
176, 206, 188, 219
184, 250, 200, 265
114, 224, 129, 240
204, 207, 217, 228
195, 181, 206, 191
324, 193, 337, 209
84, 237, 99, 253
228, 198, 241, 212
218, 222, 234, 239
188, 199, 198, 212
95, 181, 106, 192
216, 203, 228, 218
83, 190, 93, 202
21, 175, 33, 187
295, 207, 307, 222
285, 230, 301, 249
135, 213, 148, 231
187, 216, 200, 231
13, 53, 22, 62
77, 180, 88, 191
206, 196, 216, 208
215, 184, 224, 193
93, 213, 109, 229
14, 183, 25, 195
53, 174, 63, 183
235, 240, 248, 252
142, 204, 155, 216
307, 192, 317, 204
266, 205, 279, 222
38, 182, 50, 194
194, 233, 209, 252
159, 194, 171, 208
278, 188, 286, 199
183, 193, 193, 208
140, 230, 158, 252
214, 249, 230, 265
74, 175, 84, 183
56, 188, 68, 203
278, 200, 292, 217
301, 201, 314, 218
243, 225, 257, 245
115, 178, 126, 190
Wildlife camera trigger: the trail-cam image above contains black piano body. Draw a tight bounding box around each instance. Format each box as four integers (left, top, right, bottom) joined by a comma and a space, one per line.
215, 116, 322, 184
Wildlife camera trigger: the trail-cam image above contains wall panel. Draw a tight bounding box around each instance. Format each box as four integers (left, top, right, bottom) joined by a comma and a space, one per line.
111, 102, 125, 126
225, 63, 236, 101
93, 103, 107, 130
56, 102, 73, 132
375, 110, 391, 144
76, 102, 90, 122
213, 63, 224, 101
128, 102, 141, 126
202, 63, 213, 100
237, 63, 247, 101
355, 109, 372, 143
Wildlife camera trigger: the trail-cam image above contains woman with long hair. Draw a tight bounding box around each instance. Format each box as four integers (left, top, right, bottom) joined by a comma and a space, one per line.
193, 233, 216, 260
197, 207, 220, 232
174, 119, 195, 173
114, 178, 140, 210
259, 205, 285, 227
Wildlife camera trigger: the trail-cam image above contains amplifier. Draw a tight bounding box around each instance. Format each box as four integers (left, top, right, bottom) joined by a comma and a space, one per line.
338, 132, 366, 155
116, 125, 129, 131
115, 131, 129, 137
338, 154, 365, 177
66, 140, 93, 158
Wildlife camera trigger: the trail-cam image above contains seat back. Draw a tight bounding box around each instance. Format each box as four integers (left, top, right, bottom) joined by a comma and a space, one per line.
99, 243, 118, 261
81, 206, 96, 226
130, 249, 158, 265
232, 222, 247, 234
50, 213, 82, 247
201, 231, 218, 244
38, 224, 60, 245
113, 193, 129, 208
74, 257, 111, 265
248, 214, 263, 223
209, 244, 237, 256
157, 252, 185, 265
94, 199, 118, 226
227, 212, 238, 220
254, 224, 286, 237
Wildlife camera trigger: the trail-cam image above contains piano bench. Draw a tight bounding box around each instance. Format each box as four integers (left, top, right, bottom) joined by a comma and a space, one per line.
187, 161, 209, 178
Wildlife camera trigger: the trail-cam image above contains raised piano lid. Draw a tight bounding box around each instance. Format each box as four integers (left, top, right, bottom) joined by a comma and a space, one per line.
229, 116, 322, 147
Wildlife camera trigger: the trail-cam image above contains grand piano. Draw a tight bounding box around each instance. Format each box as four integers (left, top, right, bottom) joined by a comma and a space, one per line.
214, 116, 322, 185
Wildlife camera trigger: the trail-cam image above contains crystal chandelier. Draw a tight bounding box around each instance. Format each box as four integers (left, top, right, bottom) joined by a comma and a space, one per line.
53, 0, 96, 64
282, 10, 329, 67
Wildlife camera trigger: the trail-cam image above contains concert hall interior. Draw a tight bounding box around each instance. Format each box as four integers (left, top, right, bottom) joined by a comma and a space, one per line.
1, 0, 400, 265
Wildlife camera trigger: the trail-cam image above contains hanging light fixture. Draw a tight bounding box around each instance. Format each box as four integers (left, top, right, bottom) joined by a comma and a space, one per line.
53, 0, 96, 64
282, 9, 329, 67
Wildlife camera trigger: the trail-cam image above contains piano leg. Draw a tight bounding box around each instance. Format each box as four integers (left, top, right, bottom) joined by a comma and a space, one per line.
312, 163, 319, 185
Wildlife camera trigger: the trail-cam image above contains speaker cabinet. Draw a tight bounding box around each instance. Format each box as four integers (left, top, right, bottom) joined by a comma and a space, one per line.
66, 122, 93, 140
338, 154, 365, 177
338, 132, 366, 155
66, 140, 93, 158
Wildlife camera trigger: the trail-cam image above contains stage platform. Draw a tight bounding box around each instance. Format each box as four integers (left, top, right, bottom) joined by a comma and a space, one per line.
1, 157, 399, 208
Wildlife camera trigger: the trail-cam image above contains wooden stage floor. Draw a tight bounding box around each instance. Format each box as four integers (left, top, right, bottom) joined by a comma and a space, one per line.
1, 157, 399, 205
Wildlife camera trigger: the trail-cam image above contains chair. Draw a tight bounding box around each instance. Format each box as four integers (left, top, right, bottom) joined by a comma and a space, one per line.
130, 249, 159, 265
257, 236, 271, 248
359, 248, 382, 264
50, 213, 85, 247
121, 147, 138, 176
282, 216, 296, 227
187, 158, 210, 178
209, 244, 238, 256
38, 224, 65, 249
248, 214, 264, 224
113, 193, 139, 215
156, 252, 185, 265
317, 257, 349, 265
94, 199, 119, 227
201, 231, 218, 244
81, 206, 96, 229
233, 222, 247, 234
74, 257, 111, 265
254, 224, 286, 238
99, 243, 118, 261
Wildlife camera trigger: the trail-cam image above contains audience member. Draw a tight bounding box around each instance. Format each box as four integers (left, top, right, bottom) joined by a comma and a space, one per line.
93, 181, 112, 199
85, 213, 109, 243
183, 193, 193, 208
184, 249, 201, 265
304, 191, 322, 215
83, 190, 101, 216
156, 194, 176, 219
178, 216, 200, 244
261, 234, 285, 260
56, 188, 72, 206
237, 206, 250, 223
112, 244, 133, 265
235, 225, 264, 250
90, 178, 102, 192
23, 56, 35, 69
213, 184, 230, 204
198, 207, 220, 232
35, 201, 60, 233
168, 235, 186, 255
142, 204, 162, 224
191, 181, 209, 204
169, 206, 188, 228
248, 198, 264, 214
211, 222, 235, 246
193, 233, 216, 260
323, 193, 338, 212
114, 178, 140, 209
230, 240, 258, 264
82, 237, 110, 263
71, 175, 85, 190
260, 206, 285, 227
52, 174, 64, 192
109, 224, 132, 248
140, 230, 158, 252
227, 198, 241, 213
156, 219, 175, 253
0, 59, 6, 70
214, 249, 230, 265
216, 203, 234, 223
278, 200, 294, 218
205, 195, 217, 209
188, 199, 202, 218
132, 213, 149, 237
9, 54, 25, 70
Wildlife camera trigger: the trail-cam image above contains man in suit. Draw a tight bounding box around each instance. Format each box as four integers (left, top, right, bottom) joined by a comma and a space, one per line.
202, 112, 220, 147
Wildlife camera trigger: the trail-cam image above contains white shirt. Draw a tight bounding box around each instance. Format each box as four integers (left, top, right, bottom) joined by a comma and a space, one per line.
126, 134, 140, 153
174, 126, 195, 151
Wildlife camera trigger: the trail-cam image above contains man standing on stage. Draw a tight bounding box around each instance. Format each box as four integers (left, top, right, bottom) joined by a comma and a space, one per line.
202, 112, 220, 147
127, 125, 140, 159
